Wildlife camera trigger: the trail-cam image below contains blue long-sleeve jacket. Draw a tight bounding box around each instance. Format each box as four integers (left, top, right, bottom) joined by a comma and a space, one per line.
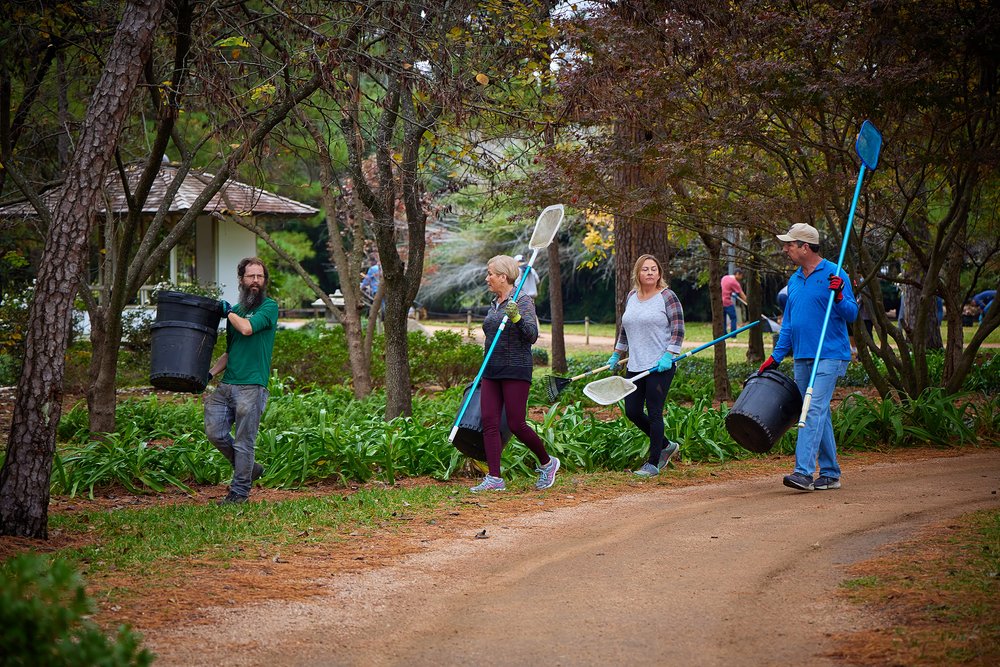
772, 259, 858, 363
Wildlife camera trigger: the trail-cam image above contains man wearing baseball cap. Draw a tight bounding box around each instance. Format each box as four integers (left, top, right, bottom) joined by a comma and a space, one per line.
759, 223, 858, 492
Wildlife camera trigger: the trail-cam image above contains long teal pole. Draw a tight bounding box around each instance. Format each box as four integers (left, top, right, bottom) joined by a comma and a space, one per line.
797, 164, 867, 427
449, 248, 538, 442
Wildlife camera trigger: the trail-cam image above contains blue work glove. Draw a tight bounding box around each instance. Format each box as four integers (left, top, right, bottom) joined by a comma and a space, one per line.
759, 356, 777, 373
606, 352, 621, 369
656, 351, 674, 373
504, 299, 521, 323
828, 274, 845, 303
219, 300, 232, 317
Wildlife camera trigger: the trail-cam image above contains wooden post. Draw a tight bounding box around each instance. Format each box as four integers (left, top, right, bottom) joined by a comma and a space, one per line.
467, 310, 472, 338
585, 316, 590, 345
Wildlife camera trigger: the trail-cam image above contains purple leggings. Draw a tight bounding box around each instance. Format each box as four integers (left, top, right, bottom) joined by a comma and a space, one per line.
480, 378, 550, 478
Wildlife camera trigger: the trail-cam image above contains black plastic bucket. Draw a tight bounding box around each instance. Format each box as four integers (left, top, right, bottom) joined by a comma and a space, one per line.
725, 368, 802, 453
150, 291, 223, 393
452, 382, 512, 461
154, 290, 223, 328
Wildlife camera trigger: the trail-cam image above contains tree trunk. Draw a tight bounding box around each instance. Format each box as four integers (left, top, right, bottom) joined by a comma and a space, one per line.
86, 306, 124, 435
547, 241, 567, 374
612, 120, 672, 324
0, 0, 166, 539
700, 232, 731, 403
745, 232, 764, 363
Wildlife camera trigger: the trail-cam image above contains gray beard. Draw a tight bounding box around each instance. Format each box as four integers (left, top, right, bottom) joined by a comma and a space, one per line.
239, 284, 266, 312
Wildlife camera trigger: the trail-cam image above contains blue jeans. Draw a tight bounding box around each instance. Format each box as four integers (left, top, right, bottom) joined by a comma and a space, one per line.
723, 304, 737, 333
204, 383, 269, 497
792, 358, 848, 479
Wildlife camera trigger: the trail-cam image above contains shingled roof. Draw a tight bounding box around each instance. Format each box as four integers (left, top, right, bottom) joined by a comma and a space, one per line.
0, 165, 319, 218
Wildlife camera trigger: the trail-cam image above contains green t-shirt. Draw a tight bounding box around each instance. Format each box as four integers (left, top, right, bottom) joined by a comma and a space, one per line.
222, 297, 278, 386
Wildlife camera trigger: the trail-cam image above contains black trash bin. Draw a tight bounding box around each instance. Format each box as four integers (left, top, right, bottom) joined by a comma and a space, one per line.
452, 382, 512, 462
150, 290, 224, 393
725, 368, 802, 453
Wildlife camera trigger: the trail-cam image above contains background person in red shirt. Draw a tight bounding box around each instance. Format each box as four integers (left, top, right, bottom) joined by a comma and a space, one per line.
720, 269, 746, 333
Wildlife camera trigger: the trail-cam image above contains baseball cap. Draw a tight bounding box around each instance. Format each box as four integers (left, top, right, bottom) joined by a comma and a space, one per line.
776, 223, 820, 245
514, 254, 524, 262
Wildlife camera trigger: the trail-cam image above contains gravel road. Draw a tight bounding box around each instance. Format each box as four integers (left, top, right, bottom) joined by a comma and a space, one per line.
145, 449, 1000, 666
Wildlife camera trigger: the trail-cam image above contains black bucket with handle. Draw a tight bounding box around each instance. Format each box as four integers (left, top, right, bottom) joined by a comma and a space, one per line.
150, 290, 223, 393
725, 368, 802, 453
452, 382, 512, 461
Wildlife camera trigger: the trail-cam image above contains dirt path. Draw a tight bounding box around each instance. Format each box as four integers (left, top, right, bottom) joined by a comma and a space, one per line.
145, 450, 1000, 666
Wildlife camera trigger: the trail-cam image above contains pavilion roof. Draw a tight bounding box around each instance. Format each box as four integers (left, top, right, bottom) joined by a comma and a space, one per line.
0, 164, 319, 218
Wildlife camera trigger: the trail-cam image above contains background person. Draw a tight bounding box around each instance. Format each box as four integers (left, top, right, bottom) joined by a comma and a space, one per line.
470, 255, 559, 493
777, 284, 789, 312
607, 254, 685, 477
204, 257, 278, 505
514, 253, 540, 299
758, 224, 857, 492
721, 269, 746, 333
973, 289, 996, 322
360, 262, 381, 299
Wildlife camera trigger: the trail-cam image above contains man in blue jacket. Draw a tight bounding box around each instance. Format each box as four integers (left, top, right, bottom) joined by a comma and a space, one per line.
758, 223, 858, 492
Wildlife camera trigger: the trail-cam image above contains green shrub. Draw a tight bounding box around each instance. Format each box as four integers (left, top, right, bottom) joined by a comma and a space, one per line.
0, 282, 32, 385
270, 327, 351, 390
405, 330, 482, 388
0, 553, 153, 666
531, 347, 548, 366
966, 352, 1000, 393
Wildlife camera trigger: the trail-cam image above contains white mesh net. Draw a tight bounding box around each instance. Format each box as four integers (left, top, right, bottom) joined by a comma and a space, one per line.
583, 375, 639, 405
528, 204, 564, 249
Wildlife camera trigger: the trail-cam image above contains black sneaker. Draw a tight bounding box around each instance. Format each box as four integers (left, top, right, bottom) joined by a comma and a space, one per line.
782, 472, 815, 491
217, 491, 248, 506
251, 463, 265, 482
814, 475, 841, 490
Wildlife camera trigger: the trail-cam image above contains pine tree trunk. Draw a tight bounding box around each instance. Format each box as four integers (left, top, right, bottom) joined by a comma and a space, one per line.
0, 0, 166, 538
612, 122, 672, 325
86, 306, 123, 436
700, 232, 731, 403
745, 232, 765, 364
547, 242, 567, 375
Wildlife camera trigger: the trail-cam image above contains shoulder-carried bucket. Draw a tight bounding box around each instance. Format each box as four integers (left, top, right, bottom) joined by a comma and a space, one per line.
150, 291, 223, 393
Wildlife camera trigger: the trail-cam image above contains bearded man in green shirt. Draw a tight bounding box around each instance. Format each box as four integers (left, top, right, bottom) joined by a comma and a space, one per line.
205, 257, 278, 505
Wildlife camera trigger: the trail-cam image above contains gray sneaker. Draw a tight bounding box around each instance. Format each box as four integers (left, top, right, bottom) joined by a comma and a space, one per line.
535, 456, 560, 490
251, 463, 265, 483
782, 472, 814, 491
658, 441, 680, 470
634, 462, 659, 477
470, 475, 506, 492
814, 475, 841, 490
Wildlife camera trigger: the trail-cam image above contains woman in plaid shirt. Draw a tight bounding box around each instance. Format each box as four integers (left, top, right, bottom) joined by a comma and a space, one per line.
606, 254, 686, 477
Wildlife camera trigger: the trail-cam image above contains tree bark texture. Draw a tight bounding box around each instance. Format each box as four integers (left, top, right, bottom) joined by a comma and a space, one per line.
0, 0, 166, 538
547, 241, 567, 375
699, 232, 731, 403
745, 232, 765, 363
612, 120, 673, 326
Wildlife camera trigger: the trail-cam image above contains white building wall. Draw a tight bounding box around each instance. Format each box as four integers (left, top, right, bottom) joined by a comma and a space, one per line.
215, 218, 258, 304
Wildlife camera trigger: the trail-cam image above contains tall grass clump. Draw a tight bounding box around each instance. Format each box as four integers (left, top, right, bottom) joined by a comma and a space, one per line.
833, 388, 980, 450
